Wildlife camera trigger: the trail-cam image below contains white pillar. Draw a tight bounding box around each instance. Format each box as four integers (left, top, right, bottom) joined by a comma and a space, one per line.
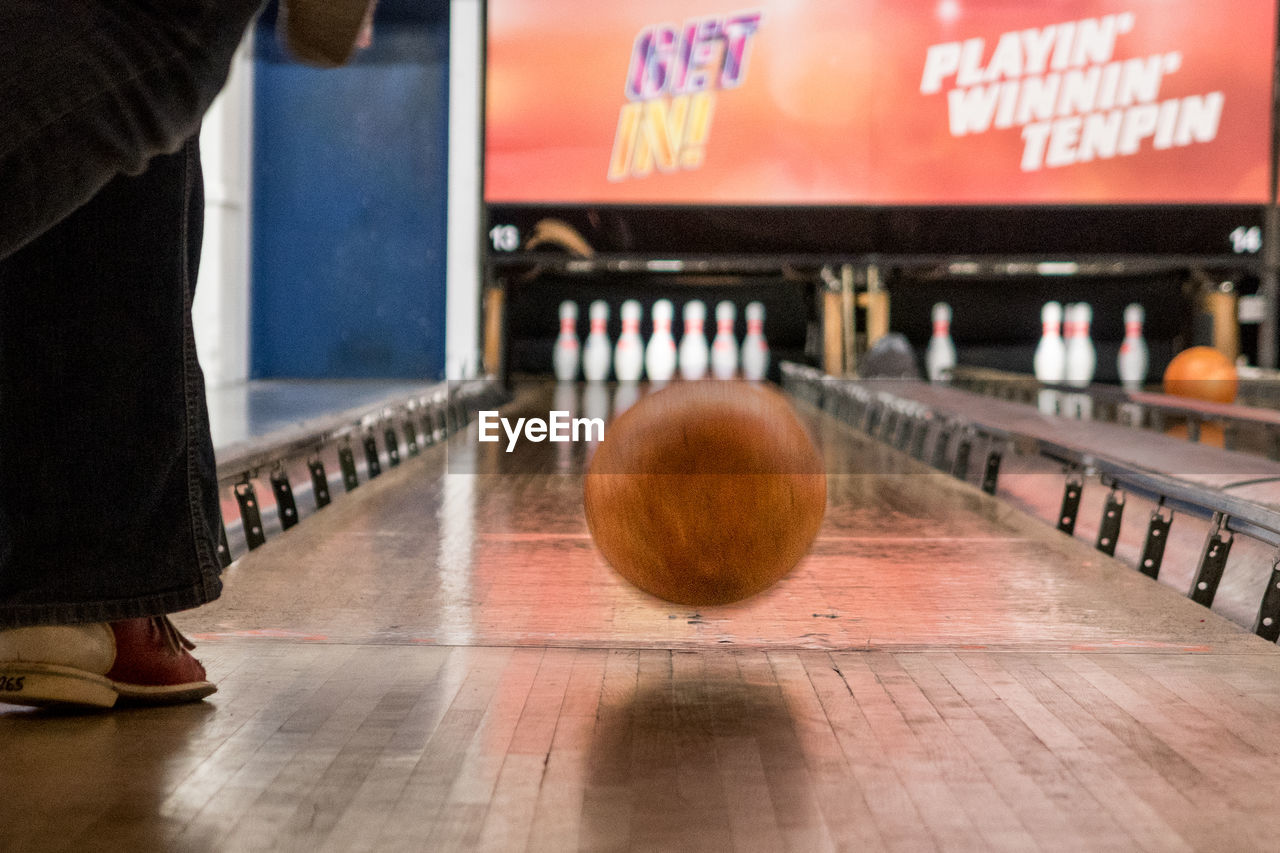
194, 31, 254, 388
446, 0, 484, 380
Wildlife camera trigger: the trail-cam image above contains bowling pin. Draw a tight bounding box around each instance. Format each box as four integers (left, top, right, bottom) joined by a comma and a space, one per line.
644, 299, 678, 384
583, 300, 612, 382
711, 301, 738, 379
614, 299, 644, 382
741, 301, 770, 381
1117, 303, 1149, 390
1064, 303, 1097, 419
678, 301, 709, 380
553, 300, 580, 382
925, 302, 956, 382
1064, 302, 1096, 387
1033, 301, 1066, 414
1061, 302, 1077, 369
1059, 303, 1077, 416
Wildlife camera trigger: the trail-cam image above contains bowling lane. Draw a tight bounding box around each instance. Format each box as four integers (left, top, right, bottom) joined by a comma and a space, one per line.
184, 381, 1263, 653
9, 380, 1280, 852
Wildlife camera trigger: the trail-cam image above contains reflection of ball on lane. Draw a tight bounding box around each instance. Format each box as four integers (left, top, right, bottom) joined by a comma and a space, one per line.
1163, 346, 1238, 404
584, 382, 826, 606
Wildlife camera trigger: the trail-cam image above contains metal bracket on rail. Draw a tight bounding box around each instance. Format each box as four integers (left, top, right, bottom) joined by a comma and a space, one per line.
269, 464, 299, 531
930, 419, 954, 472
980, 439, 1003, 495
1253, 552, 1280, 642
910, 414, 931, 461
363, 432, 382, 479
823, 384, 845, 422
1094, 485, 1125, 556
952, 428, 974, 481
892, 408, 915, 452
447, 395, 466, 435
308, 457, 332, 508
1138, 501, 1173, 579
1189, 511, 1233, 607
234, 479, 266, 551
1057, 471, 1085, 535
404, 417, 420, 457
850, 389, 870, 428
819, 382, 840, 419
338, 442, 359, 492
863, 397, 883, 436
877, 403, 899, 444
421, 408, 439, 445
384, 423, 402, 467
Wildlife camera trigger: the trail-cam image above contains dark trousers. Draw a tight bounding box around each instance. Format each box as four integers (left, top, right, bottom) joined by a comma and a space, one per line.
0, 0, 263, 628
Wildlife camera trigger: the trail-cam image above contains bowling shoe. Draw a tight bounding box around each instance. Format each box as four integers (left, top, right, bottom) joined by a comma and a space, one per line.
0, 616, 215, 709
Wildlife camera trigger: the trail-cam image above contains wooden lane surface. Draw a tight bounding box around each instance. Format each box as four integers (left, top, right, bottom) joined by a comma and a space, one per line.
5, 646, 1280, 851
180, 382, 1263, 652
5, 381, 1280, 852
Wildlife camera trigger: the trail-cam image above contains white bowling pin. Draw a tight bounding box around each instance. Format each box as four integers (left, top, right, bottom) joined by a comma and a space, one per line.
583, 300, 612, 382
1062, 302, 1079, 367
1117, 303, 1149, 390
1033, 301, 1066, 414
553, 300, 580, 382
1033, 301, 1066, 383
925, 302, 956, 382
1064, 302, 1096, 387
678, 300, 709, 380
1062, 303, 1096, 419
644, 299, 678, 383
741, 301, 770, 381
711, 301, 738, 379
614, 299, 644, 382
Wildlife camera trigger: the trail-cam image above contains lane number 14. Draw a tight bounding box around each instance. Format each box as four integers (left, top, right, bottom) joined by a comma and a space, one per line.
1230, 226, 1262, 254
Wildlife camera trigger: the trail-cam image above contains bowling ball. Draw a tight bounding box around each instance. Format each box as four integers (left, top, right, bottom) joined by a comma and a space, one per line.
1162, 346, 1238, 404
583, 382, 826, 606
860, 332, 922, 379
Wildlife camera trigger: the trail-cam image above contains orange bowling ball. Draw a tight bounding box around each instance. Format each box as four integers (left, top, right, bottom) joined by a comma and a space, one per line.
584, 382, 826, 606
1162, 346, 1238, 404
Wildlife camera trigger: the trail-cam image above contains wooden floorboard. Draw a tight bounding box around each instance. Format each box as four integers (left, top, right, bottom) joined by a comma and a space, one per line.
6, 381, 1280, 851
5, 641, 1280, 851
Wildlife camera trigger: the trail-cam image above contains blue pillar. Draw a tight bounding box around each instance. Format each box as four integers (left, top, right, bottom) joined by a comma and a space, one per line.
251, 3, 449, 378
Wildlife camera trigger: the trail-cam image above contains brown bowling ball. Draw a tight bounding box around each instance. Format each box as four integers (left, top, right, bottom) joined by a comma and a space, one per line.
1163, 346, 1238, 404
584, 381, 826, 606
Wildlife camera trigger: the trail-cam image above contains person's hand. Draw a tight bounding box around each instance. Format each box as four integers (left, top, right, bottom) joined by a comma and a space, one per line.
280, 0, 378, 67
355, 1, 377, 51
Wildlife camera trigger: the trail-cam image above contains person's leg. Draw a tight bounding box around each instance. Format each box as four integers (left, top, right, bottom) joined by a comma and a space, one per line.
0, 0, 264, 260
0, 0, 261, 708
0, 134, 221, 630
0, 134, 223, 708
